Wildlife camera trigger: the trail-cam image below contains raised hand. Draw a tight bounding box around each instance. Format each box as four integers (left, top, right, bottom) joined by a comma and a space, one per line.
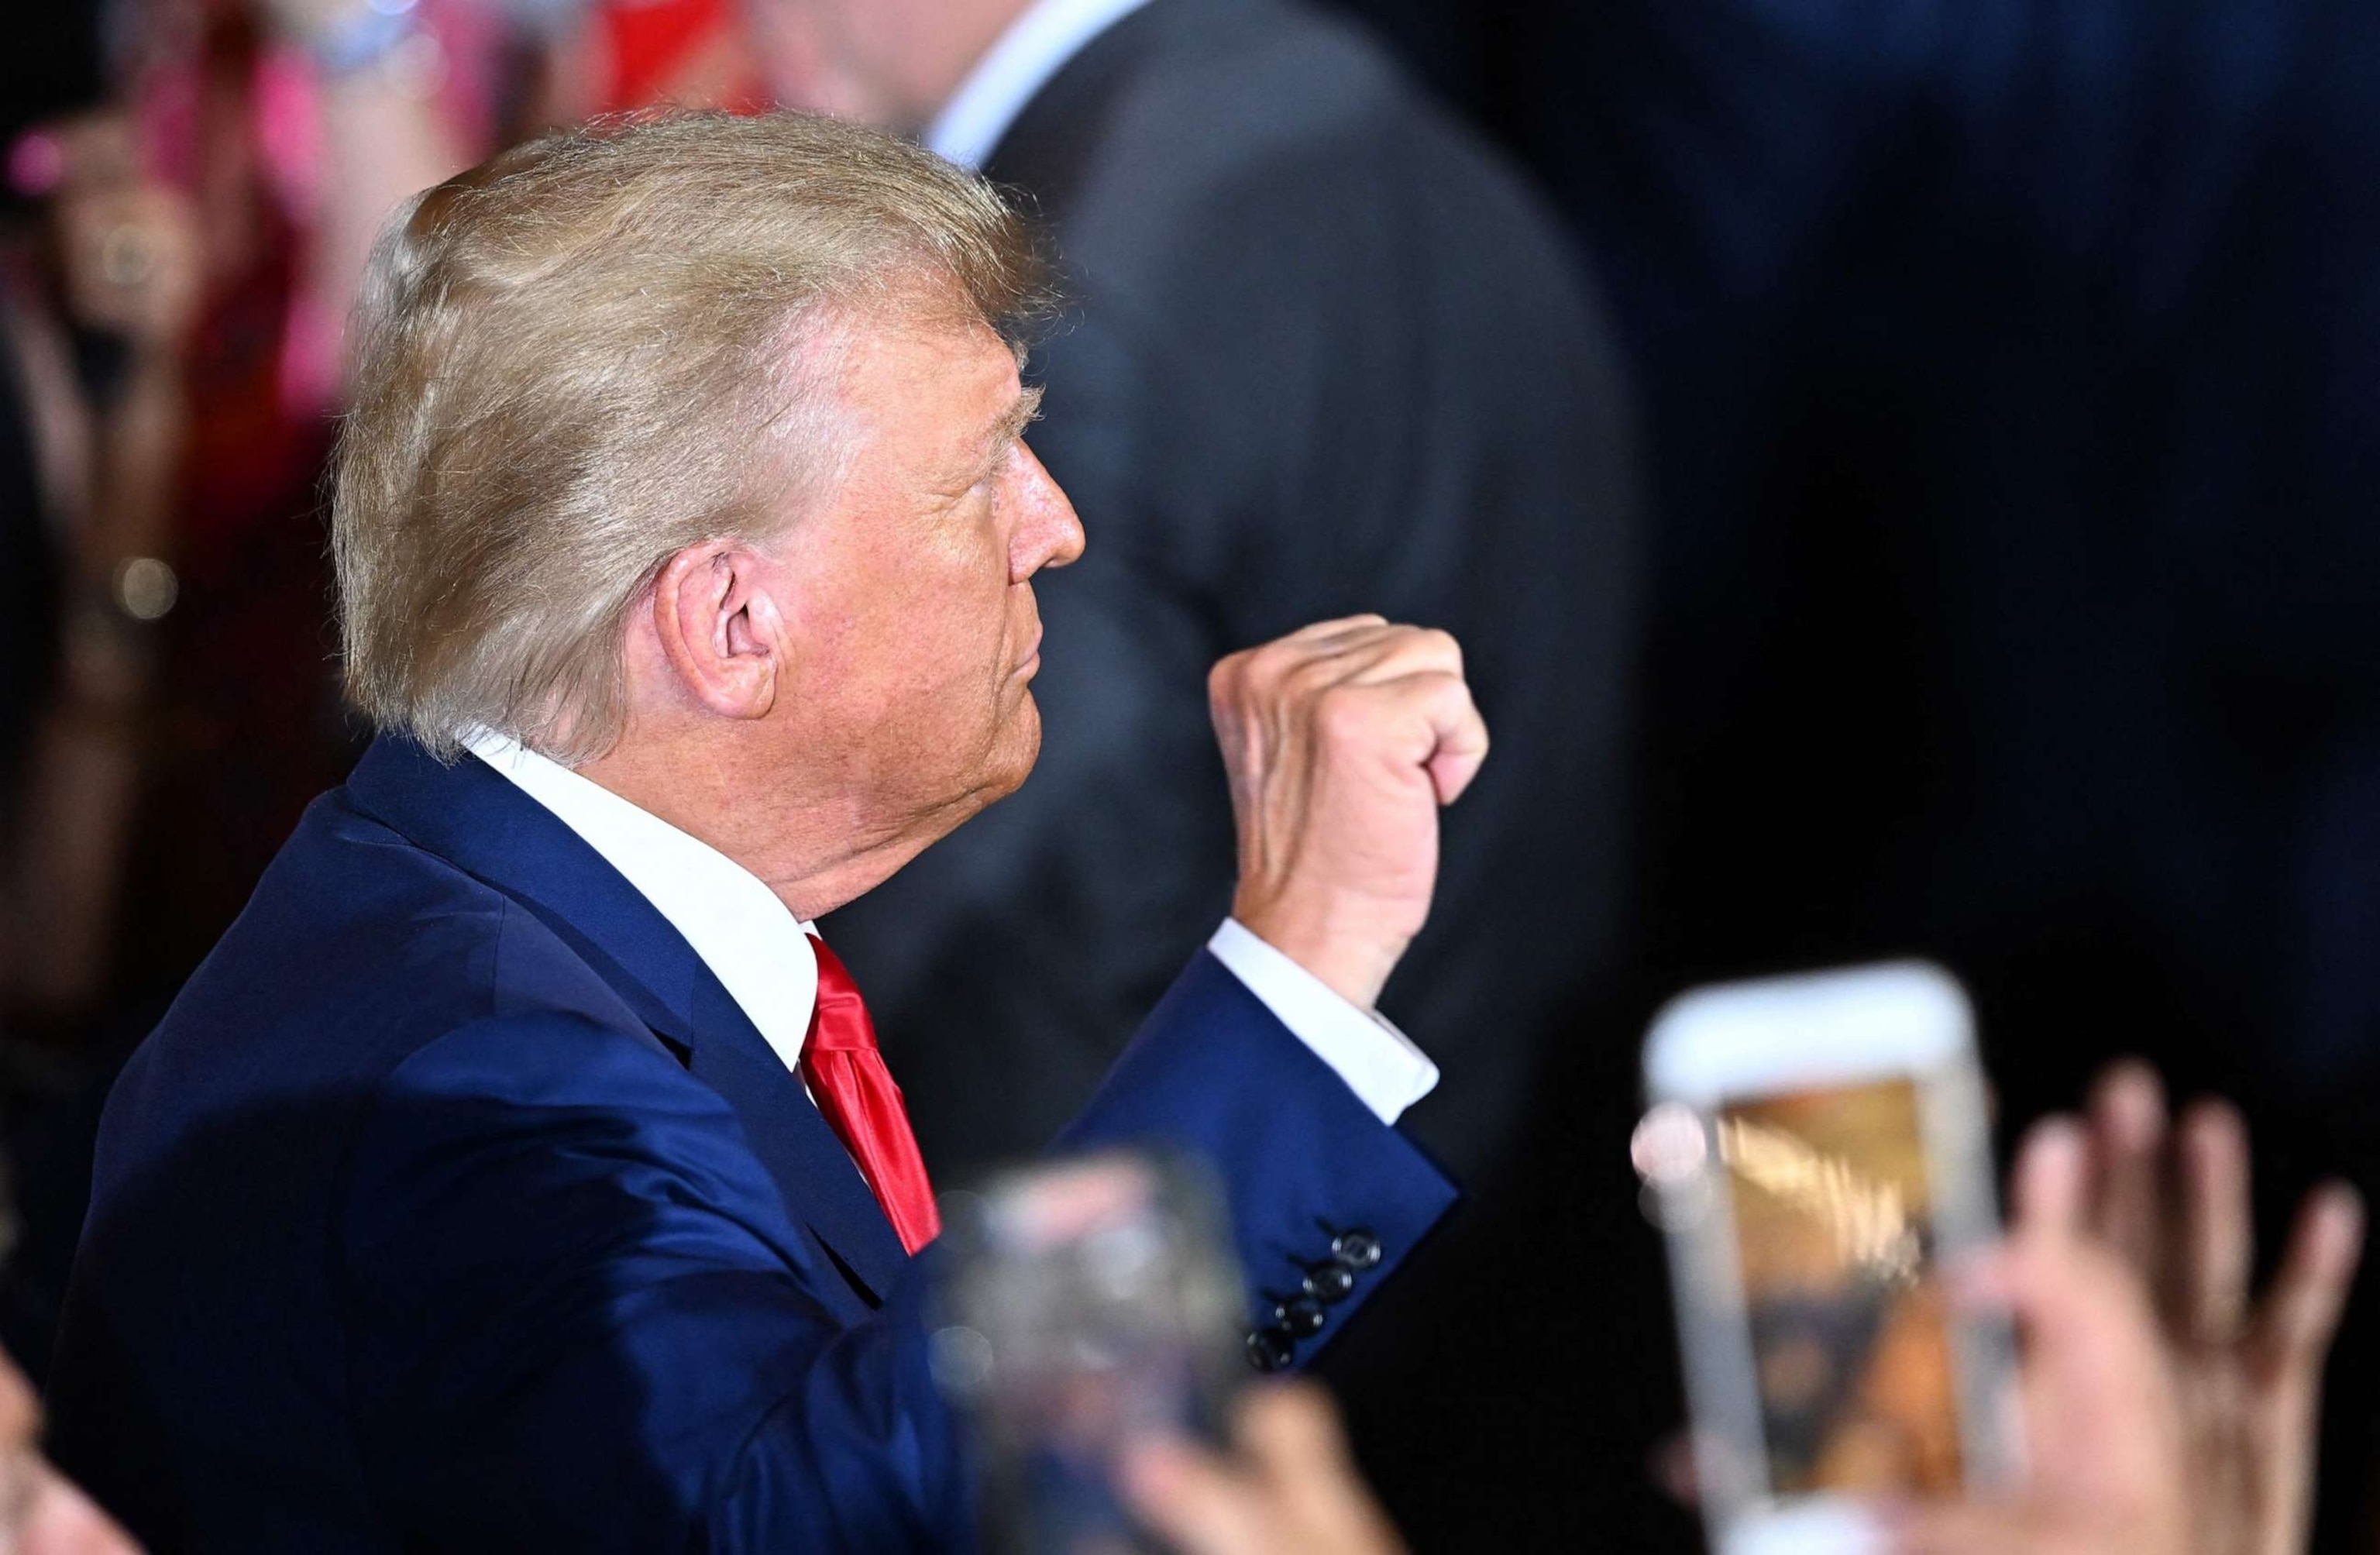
1207, 617, 1488, 1010
2079, 1065, 2365, 1555
1889, 1121, 2193, 1555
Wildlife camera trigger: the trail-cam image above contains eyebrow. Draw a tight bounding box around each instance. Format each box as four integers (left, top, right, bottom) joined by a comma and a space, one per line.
941, 385, 1047, 497
986, 384, 1045, 456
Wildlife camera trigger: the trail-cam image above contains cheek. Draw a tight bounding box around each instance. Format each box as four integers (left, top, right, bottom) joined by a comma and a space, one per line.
908, 512, 1023, 668
817, 535, 1011, 710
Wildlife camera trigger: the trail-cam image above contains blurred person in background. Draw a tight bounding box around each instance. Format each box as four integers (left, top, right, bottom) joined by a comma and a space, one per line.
1304, 0, 2380, 1543
0, 11, 211, 1374
1, 115, 201, 1035
0, 0, 775, 1378
0, 0, 478, 1379
744, 2, 1639, 1534
1, 0, 778, 1038
91, 0, 476, 1015
0, 0, 477, 1035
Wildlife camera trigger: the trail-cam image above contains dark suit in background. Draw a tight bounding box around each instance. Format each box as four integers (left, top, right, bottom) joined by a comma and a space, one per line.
821, 2, 1640, 1543
1326, 0, 2380, 1545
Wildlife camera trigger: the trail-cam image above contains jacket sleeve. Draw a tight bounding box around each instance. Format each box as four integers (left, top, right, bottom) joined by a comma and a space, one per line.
1059, 950, 1459, 1371
339, 1010, 971, 1554
339, 962, 1455, 1550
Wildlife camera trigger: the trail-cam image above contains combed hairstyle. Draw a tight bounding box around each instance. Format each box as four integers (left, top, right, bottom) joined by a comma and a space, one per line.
332, 110, 1051, 764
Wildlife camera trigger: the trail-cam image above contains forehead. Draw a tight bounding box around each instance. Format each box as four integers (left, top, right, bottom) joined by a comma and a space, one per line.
833, 313, 1020, 432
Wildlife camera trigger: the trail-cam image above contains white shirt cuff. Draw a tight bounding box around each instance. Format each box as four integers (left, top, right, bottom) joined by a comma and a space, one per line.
1205, 918, 1440, 1126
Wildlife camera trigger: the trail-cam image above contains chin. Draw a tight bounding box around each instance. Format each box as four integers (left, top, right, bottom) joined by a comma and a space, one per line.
982, 697, 1044, 802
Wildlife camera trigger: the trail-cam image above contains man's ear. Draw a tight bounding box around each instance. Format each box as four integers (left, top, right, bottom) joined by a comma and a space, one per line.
650, 540, 787, 721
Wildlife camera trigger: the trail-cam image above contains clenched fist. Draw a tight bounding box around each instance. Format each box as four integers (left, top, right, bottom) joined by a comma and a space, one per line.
1208, 617, 1489, 1010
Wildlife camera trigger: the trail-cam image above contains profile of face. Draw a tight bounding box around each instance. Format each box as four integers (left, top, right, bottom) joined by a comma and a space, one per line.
739, 313, 1083, 847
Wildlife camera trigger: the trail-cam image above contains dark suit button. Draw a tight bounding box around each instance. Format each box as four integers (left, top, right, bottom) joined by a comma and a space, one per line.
1274, 1296, 1327, 1338
1245, 1327, 1297, 1373
1330, 1230, 1382, 1271
1302, 1262, 1356, 1304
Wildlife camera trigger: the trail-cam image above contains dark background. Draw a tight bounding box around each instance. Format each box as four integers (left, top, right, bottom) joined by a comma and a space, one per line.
1309, 0, 2380, 1548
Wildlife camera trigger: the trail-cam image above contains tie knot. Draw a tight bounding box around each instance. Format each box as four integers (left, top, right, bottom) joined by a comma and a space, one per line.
806, 936, 879, 1055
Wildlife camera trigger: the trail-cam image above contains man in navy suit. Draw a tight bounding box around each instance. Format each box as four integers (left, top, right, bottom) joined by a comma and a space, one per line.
43, 112, 1480, 1551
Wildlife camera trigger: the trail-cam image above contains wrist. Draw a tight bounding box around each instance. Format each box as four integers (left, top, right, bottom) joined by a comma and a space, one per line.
1227, 896, 1407, 1012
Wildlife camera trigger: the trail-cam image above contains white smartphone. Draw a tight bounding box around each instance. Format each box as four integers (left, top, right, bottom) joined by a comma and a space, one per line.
1638, 962, 2021, 1555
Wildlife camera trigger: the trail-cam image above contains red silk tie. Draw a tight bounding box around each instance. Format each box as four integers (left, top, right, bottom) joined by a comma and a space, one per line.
800, 937, 941, 1254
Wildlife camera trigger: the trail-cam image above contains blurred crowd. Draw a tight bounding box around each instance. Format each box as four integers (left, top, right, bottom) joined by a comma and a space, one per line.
0, 0, 2375, 1549
0, 0, 772, 1383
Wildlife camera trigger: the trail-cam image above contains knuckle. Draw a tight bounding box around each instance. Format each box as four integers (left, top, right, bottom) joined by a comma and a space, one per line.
1312, 688, 1373, 741
1281, 654, 1338, 695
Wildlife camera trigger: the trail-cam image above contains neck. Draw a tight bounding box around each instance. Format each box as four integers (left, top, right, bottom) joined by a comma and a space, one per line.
576, 733, 989, 923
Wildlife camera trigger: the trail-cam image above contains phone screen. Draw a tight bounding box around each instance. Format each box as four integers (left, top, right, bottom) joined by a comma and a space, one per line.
1718, 1076, 1962, 1498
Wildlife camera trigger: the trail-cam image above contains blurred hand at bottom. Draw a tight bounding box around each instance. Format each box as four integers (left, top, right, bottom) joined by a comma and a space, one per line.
1119, 1385, 1406, 1555
1890, 1112, 2365, 1555
2079, 1065, 2366, 1555
0, 1354, 139, 1555
1889, 1123, 2194, 1555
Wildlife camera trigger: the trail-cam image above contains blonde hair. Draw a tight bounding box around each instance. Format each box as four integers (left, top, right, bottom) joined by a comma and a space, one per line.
332, 111, 1050, 763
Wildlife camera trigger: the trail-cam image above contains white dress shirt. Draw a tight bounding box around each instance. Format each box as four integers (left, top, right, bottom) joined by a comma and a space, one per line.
466, 731, 1438, 1123
922, 0, 1153, 169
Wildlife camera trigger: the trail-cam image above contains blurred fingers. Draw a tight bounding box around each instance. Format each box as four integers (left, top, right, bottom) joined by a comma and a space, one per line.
2086, 1062, 2171, 1285
1280, 614, 1391, 647
2249, 1182, 2366, 1390
2011, 1116, 2089, 1244
2176, 1099, 2254, 1343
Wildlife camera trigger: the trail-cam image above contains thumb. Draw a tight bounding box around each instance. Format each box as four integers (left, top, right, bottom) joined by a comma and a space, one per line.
1416, 676, 1488, 806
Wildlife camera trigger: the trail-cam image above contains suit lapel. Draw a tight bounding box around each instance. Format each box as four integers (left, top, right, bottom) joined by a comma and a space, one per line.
343, 735, 910, 1305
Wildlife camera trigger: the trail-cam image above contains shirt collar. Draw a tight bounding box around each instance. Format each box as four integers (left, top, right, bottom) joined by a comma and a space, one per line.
922, 0, 1153, 169
464, 730, 820, 1070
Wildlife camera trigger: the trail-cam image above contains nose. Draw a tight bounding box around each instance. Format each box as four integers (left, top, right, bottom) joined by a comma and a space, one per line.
1007, 441, 1086, 580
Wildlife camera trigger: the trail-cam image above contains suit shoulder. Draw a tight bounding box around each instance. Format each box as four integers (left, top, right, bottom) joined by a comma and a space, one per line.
1013, 0, 1575, 271
119, 789, 651, 1107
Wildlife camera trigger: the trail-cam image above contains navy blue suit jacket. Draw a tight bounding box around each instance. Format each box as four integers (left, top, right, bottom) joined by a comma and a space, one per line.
44, 736, 1456, 1551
